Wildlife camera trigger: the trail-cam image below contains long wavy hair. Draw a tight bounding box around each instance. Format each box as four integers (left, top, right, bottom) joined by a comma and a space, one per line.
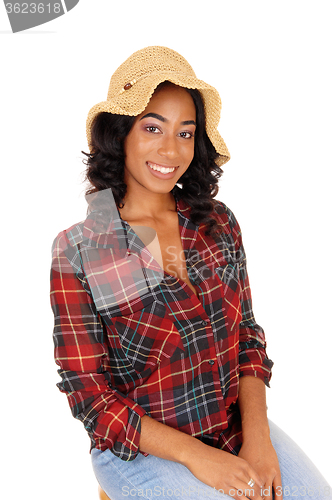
83, 82, 223, 236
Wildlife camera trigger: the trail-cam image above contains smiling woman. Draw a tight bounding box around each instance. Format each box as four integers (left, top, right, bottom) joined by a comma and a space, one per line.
123, 84, 196, 193
50, 46, 331, 500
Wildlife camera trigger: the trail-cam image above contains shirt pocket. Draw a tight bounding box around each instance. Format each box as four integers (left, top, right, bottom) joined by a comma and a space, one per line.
110, 297, 185, 375
215, 264, 242, 332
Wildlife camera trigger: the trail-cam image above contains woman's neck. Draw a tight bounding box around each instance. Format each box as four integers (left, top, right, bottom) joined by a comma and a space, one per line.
119, 189, 176, 224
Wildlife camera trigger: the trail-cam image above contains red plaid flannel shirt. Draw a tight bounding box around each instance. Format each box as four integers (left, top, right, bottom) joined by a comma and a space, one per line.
50, 198, 273, 461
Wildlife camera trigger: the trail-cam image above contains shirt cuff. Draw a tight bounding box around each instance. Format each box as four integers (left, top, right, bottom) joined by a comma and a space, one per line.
94, 393, 146, 461
239, 347, 274, 387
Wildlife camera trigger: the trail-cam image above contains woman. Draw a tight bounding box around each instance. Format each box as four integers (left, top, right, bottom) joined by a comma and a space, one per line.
51, 46, 330, 499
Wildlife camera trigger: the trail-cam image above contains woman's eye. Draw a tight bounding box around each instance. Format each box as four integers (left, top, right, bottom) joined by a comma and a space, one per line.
179, 131, 194, 139
146, 126, 160, 133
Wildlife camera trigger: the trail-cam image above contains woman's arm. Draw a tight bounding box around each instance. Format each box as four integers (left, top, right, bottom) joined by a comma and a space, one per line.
51, 230, 146, 460
238, 375, 270, 440
139, 415, 264, 500
237, 376, 283, 500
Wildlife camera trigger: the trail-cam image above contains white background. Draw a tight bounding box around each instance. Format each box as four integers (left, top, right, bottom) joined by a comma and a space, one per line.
1, 1, 331, 498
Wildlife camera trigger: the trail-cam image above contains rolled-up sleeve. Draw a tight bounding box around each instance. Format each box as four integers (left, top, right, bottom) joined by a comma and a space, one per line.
237, 254, 273, 386
50, 230, 146, 461
226, 208, 274, 387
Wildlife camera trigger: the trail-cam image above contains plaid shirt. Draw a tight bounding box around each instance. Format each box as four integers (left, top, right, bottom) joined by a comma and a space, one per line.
50, 198, 273, 461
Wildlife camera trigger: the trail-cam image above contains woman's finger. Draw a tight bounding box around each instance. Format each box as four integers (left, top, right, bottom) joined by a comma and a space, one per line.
260, 481, 273, 500
243, 470, 265, 497
273, 473, 283, 500
231, 478, 264, 500
236, 463, 264, 491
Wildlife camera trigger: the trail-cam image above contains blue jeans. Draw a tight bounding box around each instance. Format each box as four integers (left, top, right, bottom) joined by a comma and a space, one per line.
91, 421, 331, 500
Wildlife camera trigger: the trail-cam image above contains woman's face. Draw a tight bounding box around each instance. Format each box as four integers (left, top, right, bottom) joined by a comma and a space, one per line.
123, 84, 196, 197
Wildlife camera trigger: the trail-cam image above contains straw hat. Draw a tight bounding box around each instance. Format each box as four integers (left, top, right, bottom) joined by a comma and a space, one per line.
86, 46, 230, 166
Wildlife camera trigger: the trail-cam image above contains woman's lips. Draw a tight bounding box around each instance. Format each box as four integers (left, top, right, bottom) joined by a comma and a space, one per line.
146, 161, 179, 179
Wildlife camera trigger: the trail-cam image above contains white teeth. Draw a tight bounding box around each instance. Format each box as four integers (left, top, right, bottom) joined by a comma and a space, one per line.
147, 162, 176, 174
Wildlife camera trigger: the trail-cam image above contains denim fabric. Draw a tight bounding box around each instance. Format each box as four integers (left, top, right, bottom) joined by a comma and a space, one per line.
91, 420, 331, 500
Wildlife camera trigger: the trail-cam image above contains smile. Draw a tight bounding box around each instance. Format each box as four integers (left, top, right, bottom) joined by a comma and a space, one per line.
147, 162, 177, 174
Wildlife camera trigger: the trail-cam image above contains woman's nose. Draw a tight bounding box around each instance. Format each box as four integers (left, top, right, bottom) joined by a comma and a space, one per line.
157, 135, 179, 159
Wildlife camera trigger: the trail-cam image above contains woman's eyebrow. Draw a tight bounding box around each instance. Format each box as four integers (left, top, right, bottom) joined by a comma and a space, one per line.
139, 112, 196, 127
140, 112, 166, 122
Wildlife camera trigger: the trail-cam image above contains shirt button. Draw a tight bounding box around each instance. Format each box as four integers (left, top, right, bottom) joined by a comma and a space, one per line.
208, 359, 215, 366
201, 320, 209, 326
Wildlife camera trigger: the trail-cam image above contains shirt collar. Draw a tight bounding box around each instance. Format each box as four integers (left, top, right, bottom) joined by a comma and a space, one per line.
81, 209, 127, 250
176, 197, 192, 220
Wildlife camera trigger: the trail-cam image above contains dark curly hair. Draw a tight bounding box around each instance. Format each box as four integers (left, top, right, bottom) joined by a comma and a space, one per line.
83, 82, 223, 236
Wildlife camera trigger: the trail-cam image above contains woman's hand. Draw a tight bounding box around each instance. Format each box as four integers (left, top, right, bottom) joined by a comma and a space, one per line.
140, 413, 269, 499
184, 442, 265, 500
238, 437, 283, 500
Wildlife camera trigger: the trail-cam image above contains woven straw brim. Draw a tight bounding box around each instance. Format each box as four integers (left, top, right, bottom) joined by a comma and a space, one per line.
86, 72, 230, 167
